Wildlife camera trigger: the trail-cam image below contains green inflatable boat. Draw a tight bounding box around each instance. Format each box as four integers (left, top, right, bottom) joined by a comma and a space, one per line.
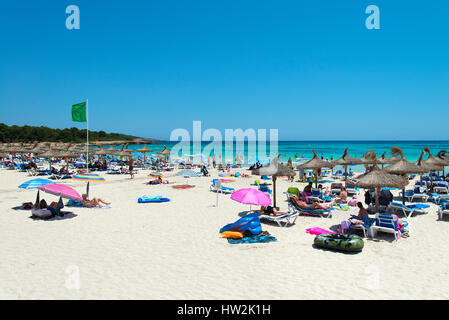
314, 234, 364, 252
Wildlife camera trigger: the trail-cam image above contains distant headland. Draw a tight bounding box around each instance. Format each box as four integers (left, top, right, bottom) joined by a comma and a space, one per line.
0, 123, 164, 144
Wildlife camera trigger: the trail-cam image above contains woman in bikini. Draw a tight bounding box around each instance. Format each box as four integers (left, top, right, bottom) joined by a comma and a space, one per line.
290, 196, 331, 210
259, 205, 288, 217
81, 194, 111, 208
335, 186, 348, 204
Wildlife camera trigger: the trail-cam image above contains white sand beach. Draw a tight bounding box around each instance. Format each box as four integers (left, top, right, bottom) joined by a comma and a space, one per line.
1, 167, 449, 300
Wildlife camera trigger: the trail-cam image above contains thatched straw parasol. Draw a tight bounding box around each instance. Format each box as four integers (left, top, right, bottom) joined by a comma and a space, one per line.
346, 150, 409, 211
359, 151, 377, 165
38, 149, 60, 170
94, 147, 110, 157
252, 155, 296, 208
384, 147, 429, 175
296, 149, 334, 187
423, 147, 447, 168
331, 148, 362, 181
383, 147, 430, 204
137, 145, 154, 165
157, 145, 172, 162
421, 147, 449, 188
377, 152, 401, 167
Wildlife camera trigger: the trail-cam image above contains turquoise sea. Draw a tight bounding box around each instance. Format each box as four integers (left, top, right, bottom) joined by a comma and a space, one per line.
116, 141, 449, 172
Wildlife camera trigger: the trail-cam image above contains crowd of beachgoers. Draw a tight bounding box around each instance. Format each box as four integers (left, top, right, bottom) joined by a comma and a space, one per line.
1, 145, 449, 299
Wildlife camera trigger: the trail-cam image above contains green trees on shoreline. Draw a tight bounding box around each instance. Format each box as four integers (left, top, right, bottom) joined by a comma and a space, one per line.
0, 123, 139, 143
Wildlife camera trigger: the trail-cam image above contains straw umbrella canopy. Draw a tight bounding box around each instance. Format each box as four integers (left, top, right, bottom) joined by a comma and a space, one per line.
157, 145, 172, 162
435, 150, 449, 176
137, 145, 153, 165
384, 147, 429, 175
421, 147, 449, 189
251, 155, 296, 208
377, 152, 401, 168
296, 150, 334, 187
38, 149, 60, 170
94, 147, 109, 157
383, 147, 431, 204
331, 148, 362, 181
346, 150, 409, 211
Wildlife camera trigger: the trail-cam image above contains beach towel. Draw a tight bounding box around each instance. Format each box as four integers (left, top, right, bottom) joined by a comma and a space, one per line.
172, 184, 195, 189
306, 227, 337, 235
227, 234, 277, 244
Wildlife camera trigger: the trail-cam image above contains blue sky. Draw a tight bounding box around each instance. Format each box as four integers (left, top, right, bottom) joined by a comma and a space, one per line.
0, 1, 448, 140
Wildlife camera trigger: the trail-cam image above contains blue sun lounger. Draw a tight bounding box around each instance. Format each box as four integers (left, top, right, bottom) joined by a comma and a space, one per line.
210, 179, 234, 194
388, 202, 430, 218
399, 187, 429, 202
287, 198, 333, 218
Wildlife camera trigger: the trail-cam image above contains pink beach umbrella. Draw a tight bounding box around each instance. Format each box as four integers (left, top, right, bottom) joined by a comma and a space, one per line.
37, 183, 82, 201
230, 188, 272, 209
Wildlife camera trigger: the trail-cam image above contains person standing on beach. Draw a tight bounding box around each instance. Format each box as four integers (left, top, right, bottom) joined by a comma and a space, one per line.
129, 157, 134, 179
212, 155, 216, 168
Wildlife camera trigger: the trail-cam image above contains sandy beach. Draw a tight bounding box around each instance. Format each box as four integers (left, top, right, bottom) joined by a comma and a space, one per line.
1, 166, 448, 300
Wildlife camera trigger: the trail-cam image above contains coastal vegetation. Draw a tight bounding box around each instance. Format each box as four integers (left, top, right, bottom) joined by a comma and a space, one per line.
0, 123, 141, 143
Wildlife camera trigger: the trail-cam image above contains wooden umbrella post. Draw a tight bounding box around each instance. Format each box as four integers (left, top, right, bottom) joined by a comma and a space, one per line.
273, 175, 277, 208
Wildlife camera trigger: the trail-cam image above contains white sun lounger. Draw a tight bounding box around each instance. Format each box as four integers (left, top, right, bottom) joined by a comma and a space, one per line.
259, 211, 298, 227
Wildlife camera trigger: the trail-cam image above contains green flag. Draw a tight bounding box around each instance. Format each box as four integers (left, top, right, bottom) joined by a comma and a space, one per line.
72, 102, 87, 122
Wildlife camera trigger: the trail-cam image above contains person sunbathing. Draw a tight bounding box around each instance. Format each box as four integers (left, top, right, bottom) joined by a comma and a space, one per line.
33, 199, 61, 214
335, 186, 348, 203
259, 205, 288, 217
148, 177, 169, 184
34, 199, 48, 210
81, 194, 111, 208
355, 202, 369, 220
290, 196, 331, 210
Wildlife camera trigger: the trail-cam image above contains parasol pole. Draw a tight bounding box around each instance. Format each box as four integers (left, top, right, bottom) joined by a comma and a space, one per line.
273, 176, 277, 208
86, 99, 89, 173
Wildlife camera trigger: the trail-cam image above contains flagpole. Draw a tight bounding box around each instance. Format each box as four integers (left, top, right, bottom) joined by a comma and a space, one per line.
86, 99, 89, 173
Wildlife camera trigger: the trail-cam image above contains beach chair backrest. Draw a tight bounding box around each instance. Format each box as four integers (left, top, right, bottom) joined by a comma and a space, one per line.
311, 188, 321, 197
413, 186, 425, 194
259, 184, 269, 192
286, 187, 300, 198
441, 203, 449, 210
376, 213, 398, 231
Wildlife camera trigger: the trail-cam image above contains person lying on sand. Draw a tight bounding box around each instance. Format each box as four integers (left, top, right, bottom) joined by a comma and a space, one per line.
81, 194, 111, 208
148, 177, 170, 185
259, 205, 288, 217
33, 199, 62, 215
290, 196, 331, 210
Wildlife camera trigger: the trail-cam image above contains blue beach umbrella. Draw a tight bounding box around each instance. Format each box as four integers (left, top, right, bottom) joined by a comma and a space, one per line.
175, 169, 199, 183
18, 178, 55, 189
18, 178, 55, 204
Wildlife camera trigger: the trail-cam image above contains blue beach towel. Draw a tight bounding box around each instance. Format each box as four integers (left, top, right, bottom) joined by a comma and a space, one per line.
227, 234, 277, 244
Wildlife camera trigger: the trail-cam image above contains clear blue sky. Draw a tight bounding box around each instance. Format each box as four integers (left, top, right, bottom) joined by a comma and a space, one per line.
0, 1, 448, 140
